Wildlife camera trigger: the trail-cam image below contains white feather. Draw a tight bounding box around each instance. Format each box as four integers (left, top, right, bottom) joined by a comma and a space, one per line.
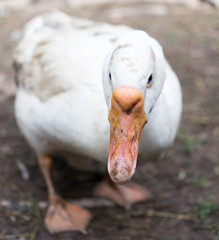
14, 10, 182, 170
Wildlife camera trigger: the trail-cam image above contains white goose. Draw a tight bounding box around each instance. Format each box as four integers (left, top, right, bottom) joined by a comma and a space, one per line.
14, 10, 182, 234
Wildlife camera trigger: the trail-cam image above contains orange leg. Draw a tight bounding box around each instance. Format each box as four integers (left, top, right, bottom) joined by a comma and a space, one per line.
38, 156, 92, 234
94, 175, 152, 209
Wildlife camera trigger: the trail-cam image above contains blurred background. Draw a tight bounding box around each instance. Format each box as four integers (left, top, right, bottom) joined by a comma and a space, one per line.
0, 0, 218, 239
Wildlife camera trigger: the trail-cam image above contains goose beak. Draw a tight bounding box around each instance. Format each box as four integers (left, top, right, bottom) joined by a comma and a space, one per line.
108, 86, 147, 185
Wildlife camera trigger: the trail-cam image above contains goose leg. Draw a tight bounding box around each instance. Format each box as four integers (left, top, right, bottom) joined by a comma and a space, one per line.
94, 175, 152, 209
38, 156, 92, 234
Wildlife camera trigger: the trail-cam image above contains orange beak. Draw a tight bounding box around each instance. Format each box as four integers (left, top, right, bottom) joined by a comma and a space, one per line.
108, 86, 148, 185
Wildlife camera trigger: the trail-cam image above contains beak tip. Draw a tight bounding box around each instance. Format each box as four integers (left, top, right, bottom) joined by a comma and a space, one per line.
108, 163, 133, 185
110, 177, 131, 185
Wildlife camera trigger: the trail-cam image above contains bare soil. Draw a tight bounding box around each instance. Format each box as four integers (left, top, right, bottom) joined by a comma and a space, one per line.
0, 2, 218, 240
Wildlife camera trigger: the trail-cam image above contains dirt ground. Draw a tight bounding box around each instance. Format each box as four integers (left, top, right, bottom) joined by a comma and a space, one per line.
0, 1, 219, 240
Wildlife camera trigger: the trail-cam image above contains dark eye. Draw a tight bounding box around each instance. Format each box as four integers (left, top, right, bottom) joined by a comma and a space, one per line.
148, 74, 153, 84
109, 72, 112, 83
147, 74, 153, 87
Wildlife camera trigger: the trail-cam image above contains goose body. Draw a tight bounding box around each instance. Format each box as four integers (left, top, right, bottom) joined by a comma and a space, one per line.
15, 11, 182, 168
14, 11, 182, 233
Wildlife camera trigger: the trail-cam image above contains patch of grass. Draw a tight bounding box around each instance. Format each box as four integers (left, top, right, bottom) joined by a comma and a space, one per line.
28, 193, 40, 217
192, 173, 210, 189
199, 197, 219, 220
177, 129, 203, 154
28, 193, 42, 240
165, 31, 181, 44
30, 220, 41, 240
198, 197, 219, 235
183, 138, 202, 154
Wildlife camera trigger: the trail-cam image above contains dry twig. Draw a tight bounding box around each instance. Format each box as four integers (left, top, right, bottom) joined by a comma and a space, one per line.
146, 210, 192, 221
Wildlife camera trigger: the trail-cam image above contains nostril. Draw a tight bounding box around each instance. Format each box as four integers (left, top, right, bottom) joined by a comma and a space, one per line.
126, 100, 139, 114
127, 109, 132, 115
113, 86, 143, 113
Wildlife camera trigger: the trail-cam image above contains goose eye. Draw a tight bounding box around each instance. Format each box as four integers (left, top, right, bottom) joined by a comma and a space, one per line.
109, 73, 112, 83
147, 74, 153, 88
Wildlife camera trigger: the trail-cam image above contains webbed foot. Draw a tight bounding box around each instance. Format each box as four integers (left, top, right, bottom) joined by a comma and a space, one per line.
45, 197, 92, 234
94, 178, 152, 209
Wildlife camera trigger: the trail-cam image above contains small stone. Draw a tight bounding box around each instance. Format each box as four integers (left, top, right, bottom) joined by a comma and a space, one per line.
178, 171, 186, 180
9, 215, 16, 223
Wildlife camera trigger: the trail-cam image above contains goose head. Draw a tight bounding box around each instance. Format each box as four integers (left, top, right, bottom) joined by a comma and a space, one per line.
102, 30, 166, 184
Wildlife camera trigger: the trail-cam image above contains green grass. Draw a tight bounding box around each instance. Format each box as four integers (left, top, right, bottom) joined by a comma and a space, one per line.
198, 197, 219, 235
184, 138, 202, 154
28, 193, 42, 240
192, 173, 210, 189
28, 193, 40, 218
165, 30, 181, 44
176, 129, 203, 154
199, 197, 219, 220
